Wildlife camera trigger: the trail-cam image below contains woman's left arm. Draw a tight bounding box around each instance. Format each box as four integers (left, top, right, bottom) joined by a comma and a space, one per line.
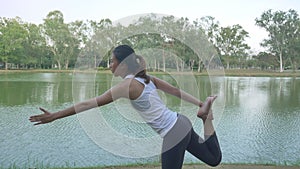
151, 77, 203, 107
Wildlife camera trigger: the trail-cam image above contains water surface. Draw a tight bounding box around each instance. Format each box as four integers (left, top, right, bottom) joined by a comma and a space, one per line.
0, 73, 299, 168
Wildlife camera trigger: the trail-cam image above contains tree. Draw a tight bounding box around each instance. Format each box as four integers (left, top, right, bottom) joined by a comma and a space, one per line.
23, 23, 48, 68
254, 52, 278, 70
42, 10, 79, 69
255, 9, 300, 72
81, 19, 114, 69
286, 18, 300, 72
0, 17, 27, 69
195, 16, 220, 46
193, 16, 222, 72
214, 24, 250, 68
128, 15, 208, 72
194, 17, 250, 69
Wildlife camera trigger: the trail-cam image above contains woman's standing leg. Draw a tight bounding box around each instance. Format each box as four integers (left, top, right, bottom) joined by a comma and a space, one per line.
161, 131, 190, 169
161, 114, 192, 169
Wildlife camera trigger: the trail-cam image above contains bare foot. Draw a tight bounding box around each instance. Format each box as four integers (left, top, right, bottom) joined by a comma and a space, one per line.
197, 96, 217, 119
207, 110, 214, 120
199, 110, 214, 121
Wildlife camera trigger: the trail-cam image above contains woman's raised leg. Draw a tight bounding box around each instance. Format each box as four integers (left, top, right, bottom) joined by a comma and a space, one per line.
187, 97, 222, 167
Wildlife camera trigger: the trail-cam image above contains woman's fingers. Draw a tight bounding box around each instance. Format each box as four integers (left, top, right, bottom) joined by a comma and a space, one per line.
29, 115, 47, 124
39, 107, 50, 114
29, 115, 43, 123
29, 107, 52, 125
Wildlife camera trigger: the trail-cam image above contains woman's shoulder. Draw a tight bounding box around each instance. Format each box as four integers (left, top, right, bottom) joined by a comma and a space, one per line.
149, 76, 159, 86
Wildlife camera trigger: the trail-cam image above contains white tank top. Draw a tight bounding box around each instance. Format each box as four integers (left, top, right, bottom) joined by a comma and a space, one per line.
125, 75, 178, 137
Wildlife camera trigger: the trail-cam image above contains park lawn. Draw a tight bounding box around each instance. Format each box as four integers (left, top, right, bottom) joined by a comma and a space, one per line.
52, 164, 300, 169
0, 69, 300, 77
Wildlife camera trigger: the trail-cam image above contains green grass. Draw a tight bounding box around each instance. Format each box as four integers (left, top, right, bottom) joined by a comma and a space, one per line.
0, 162, 161, 169
2, 161, 299, 169
1, 68, 300, 77
222, 69, 300, 77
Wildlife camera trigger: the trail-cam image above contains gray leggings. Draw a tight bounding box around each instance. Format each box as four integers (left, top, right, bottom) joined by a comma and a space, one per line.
161, 114, 222, 169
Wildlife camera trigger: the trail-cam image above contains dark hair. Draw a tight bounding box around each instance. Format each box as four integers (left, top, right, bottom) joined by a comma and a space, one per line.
113, 45, 150, 84
113, 45, 135, 63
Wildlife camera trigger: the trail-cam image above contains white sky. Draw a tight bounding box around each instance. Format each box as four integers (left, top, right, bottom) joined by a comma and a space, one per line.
1, 0, 300, 53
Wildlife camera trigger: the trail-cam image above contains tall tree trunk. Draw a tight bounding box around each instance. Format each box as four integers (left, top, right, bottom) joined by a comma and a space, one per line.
56, 60, 61, 70
190, 60, 195, 72
4, 56, 8, 70
163, 54, 166, 72
198, 60, 201, 72
107, 58, 110, 68
279, 52, 283, 72
94, 55, 97, 69
65, 61, 69, 70
176, 58, 179, 72
157, 60, 160, 72
292, 60, 297, 73
5, 61, 8, 70
154, 58, 157, 72
155, 59, 157, 72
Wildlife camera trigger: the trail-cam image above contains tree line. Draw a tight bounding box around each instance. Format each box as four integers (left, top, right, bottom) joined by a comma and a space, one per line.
0, 9, 299, 72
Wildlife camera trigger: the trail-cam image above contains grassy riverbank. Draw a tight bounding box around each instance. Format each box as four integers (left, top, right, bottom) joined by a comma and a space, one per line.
0, 69, 300, 77
3, 162, 300, 169
223, 69, 300, 77
48, 164, 300, 169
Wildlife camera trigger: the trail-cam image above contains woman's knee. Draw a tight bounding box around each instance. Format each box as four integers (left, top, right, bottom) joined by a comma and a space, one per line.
207, 153, 222, 167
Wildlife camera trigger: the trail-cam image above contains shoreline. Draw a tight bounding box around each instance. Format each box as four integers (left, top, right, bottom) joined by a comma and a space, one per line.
3, 162, 300, 169
50, 164, 300, 169
0, 69, 299, 77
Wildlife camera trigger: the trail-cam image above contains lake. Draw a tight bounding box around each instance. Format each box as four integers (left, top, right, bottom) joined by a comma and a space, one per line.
0, 72, 299, 168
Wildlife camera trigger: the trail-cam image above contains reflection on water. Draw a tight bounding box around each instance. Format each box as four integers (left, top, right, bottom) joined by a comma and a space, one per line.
0, 73, 74, 106
217, 77, 300, 165
0, 73, 299, 168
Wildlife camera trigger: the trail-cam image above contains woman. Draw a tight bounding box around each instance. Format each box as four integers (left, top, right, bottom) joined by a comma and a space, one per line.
29, 45, 222, 169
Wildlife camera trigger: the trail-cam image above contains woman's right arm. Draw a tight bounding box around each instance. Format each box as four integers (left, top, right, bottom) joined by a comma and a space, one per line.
151, 76, 203, 107
29, 80, 130, 125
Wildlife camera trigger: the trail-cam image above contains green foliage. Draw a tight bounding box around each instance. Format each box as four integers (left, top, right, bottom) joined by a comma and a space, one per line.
0, 9, 299, 72
0, 17, 27, 69
42, 10, 80, 70
255, 9, 300, 72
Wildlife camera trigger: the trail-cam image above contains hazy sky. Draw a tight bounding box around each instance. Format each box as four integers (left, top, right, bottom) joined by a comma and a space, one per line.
1, 0, 299, 53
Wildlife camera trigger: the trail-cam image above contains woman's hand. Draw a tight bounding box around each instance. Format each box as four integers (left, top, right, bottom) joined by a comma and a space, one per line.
29, 107, 56, 125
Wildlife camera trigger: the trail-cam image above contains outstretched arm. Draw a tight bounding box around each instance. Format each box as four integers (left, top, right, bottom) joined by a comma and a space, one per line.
29, 80, 130, 125
151, 76, 203, 107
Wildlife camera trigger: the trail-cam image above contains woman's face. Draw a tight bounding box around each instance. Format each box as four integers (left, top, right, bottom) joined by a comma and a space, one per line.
110, 54, 127, 77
